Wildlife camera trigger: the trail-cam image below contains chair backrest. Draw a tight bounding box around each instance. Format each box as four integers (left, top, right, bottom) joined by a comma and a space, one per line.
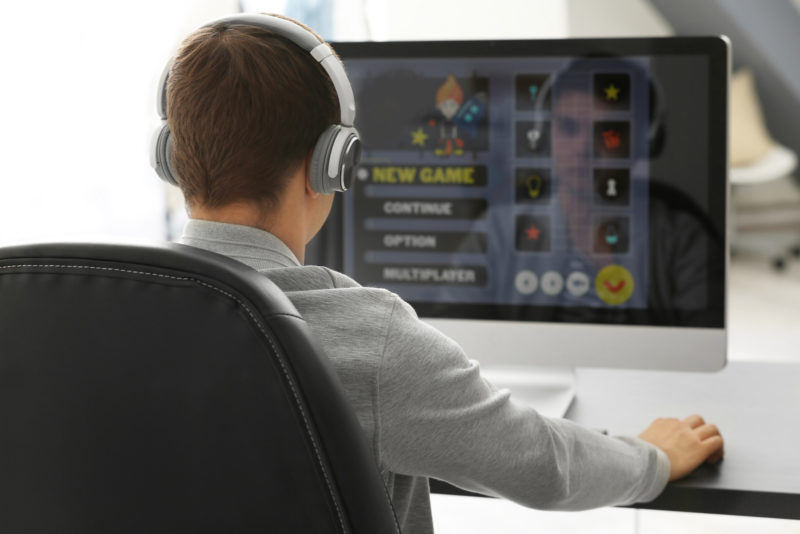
0, 242, 400, 534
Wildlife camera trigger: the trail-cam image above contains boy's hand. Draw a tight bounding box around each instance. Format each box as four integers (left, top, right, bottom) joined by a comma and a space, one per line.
638, 415, 724, 481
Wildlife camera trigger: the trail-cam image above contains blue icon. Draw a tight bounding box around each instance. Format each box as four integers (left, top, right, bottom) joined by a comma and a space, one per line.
454, 93, 487, 137
528, 85, 539, 101
605, 223, 619, 245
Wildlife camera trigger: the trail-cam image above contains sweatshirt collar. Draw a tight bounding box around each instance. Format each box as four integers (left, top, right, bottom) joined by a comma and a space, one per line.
179, 219, 302, 269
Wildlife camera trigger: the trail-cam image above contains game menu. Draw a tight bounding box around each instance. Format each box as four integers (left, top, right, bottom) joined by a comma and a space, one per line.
343, 57, 651, 309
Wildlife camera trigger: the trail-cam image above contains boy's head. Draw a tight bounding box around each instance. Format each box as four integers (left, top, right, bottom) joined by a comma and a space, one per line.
164, 16, 340, 210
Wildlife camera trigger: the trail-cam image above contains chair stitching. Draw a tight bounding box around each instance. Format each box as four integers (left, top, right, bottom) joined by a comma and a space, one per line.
0, 263, 349, 533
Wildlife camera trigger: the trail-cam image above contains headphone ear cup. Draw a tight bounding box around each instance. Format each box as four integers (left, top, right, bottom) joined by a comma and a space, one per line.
339, 129, 361, 191
309, 125, 341, 194
150, 123, 179, 186
649, 122, 665, 159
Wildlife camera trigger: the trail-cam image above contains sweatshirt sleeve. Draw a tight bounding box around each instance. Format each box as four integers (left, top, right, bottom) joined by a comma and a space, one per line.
377, 297, 670, 510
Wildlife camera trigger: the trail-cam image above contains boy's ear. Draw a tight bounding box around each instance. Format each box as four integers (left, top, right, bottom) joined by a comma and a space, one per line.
303, 150, 319, 197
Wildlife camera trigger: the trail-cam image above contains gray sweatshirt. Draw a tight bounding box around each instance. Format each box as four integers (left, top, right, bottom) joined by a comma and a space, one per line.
180, 219, 670, 534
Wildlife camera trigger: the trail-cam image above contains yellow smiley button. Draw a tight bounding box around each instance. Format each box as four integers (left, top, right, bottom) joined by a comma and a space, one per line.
595, 265, 634, 305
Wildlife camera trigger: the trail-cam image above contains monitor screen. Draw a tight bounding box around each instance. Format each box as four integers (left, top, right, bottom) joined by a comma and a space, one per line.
331, 37, 729, 371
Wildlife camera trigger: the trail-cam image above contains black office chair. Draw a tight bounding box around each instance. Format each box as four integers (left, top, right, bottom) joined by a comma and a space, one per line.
0, 242, 400, 533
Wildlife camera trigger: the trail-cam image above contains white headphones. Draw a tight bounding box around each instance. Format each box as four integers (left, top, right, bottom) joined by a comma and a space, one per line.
150, 13, 361, 194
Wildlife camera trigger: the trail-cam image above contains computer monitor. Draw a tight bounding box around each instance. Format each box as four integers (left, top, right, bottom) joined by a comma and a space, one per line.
332, 38, 729, 383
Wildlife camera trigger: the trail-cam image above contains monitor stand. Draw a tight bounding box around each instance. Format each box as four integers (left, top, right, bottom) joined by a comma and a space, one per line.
480, 366, 577, 419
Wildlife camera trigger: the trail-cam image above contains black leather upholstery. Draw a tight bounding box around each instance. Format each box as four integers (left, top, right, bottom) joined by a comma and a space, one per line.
0, 242, 400, 533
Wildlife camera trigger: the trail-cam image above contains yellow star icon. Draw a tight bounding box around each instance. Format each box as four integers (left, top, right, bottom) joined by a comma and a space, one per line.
411, 127, 428, 147
604, 84, 620, 101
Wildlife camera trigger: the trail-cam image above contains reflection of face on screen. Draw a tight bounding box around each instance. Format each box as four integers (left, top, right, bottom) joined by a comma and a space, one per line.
553, 88, 594, 257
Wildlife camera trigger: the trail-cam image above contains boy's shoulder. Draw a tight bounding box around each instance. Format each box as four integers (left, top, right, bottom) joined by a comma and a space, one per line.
261, 264, 401, 305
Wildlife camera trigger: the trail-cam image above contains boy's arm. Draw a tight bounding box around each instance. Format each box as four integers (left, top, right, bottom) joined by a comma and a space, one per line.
377, 297, 722, 510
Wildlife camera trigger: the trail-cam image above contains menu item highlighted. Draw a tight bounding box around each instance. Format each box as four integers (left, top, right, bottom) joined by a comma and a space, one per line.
363, 164, 487, 186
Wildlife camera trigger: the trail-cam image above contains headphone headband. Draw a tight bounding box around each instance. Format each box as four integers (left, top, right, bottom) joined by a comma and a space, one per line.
155, 14, 356, 126
151, 13, 361, 195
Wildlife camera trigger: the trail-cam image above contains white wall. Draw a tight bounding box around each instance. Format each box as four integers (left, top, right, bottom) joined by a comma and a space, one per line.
371, 0, 569, 40
567, 0, 672, 37
0, 0, 236, 246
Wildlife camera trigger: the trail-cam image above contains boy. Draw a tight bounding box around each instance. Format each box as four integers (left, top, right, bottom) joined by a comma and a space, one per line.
160, 14, 723, 533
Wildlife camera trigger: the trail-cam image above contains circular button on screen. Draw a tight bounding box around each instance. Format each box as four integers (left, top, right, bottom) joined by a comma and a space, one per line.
541, 271, 564, 296
514, 270, 538, 295
595, 265, 634, 305
566, 271, 590, 297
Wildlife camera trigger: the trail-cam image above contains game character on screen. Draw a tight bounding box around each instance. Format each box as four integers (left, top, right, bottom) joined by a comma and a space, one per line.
426, 74, 487, 157
432, 74, 465, 156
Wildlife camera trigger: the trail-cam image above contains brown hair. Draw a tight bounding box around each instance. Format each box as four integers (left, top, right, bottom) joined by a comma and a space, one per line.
167, 20, 339, 208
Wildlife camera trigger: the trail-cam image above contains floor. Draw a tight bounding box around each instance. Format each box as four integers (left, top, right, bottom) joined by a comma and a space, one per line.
430, 253, 800, 533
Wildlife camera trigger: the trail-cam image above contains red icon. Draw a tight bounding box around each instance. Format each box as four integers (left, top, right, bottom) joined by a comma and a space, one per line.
525, 224, 541, 240
603, 129, 622, 149
603, 279, 626, 294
